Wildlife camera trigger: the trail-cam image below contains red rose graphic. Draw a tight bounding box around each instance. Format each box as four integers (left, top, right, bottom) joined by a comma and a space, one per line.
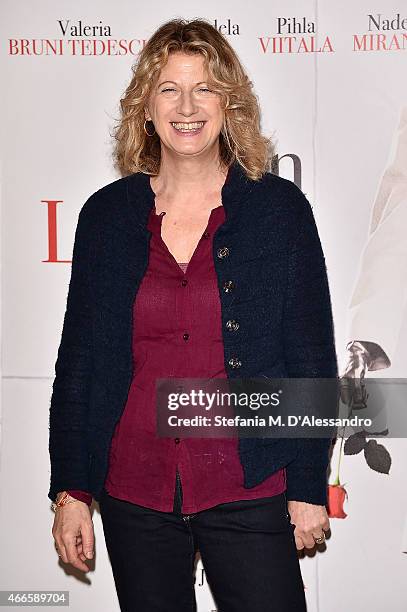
327, 484, 348, 518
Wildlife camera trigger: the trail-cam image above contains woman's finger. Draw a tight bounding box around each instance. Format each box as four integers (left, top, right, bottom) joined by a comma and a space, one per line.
302, 532, 319, 549
75, 538, 87, 562
54, 538, 68, 563
79, 521, 95, 560
294, 531, 305, 550
322, 517, 330, 532
63, 536, 90, 572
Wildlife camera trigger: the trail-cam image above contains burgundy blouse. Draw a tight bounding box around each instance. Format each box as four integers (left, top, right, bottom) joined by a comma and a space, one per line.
68, 203, 286, 512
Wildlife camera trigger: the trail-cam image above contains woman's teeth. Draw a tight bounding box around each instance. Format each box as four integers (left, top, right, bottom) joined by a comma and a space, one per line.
171, 121, 205, 132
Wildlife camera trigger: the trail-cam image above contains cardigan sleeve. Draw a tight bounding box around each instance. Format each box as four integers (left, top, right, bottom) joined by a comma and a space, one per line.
48, 195, 97, 503
283, 190, 339, 506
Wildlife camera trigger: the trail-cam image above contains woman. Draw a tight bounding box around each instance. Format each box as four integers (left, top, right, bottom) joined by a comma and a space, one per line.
49, 18, 337, 612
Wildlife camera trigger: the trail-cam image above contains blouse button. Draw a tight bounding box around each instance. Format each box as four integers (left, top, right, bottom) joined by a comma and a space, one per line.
181, 279, 188, 287
183, 333, 190, 341
175, 438, 181, 444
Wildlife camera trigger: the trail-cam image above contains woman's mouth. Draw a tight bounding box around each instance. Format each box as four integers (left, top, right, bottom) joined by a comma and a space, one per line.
170, 121, 206, 136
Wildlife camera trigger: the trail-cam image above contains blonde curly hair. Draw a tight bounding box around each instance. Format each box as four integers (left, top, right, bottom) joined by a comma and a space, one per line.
112, 17, 275, 181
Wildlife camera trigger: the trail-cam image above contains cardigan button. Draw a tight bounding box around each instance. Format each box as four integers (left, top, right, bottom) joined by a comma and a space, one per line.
217, 246, 230, 258
222, 280, 235, 293
181, 279, 188, 287
174, 438, 181, 444
228, 357, 242, 368
226, 319, 240, 332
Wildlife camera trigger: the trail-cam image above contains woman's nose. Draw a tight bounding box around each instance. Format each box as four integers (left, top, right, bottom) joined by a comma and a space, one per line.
177, 92, 198, 116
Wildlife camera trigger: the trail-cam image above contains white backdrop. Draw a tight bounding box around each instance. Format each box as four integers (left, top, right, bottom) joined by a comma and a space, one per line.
1, 1, 407, 610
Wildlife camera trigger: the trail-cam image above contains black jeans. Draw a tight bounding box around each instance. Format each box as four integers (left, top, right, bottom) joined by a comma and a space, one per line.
99, 476, 306, 612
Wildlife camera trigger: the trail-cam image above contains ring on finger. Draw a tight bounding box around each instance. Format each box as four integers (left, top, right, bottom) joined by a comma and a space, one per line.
313, 532, 326, 544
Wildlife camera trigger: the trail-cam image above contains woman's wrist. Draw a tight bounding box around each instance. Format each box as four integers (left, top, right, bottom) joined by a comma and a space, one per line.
52, 491, 80, 512
66, 490, 93, 506
51, 490, 93, 511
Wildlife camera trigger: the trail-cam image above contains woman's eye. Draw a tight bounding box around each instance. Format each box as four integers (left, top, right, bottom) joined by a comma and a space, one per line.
160, 87, 214, 94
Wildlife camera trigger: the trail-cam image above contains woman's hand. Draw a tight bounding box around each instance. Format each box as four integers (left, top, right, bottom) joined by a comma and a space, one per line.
287, 500, 330, 550
52, 500, 95, 573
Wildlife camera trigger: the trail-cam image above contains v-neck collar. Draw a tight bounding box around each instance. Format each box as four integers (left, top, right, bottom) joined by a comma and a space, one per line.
148, 203, 224, 230
147, 202, 226, 274
125, 159, 255, 232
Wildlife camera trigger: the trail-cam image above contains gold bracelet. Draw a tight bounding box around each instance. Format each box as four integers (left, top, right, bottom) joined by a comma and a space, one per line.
51, 491, 80, 512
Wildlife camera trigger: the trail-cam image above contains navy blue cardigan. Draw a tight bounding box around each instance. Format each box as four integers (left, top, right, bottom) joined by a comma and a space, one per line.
48, 160, 338, 506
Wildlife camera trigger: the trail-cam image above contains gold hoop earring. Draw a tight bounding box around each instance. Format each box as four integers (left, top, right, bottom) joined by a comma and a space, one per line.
144, 119, 156, 137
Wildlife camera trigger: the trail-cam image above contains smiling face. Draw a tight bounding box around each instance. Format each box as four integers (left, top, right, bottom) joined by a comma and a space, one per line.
145, 51, 224, 160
